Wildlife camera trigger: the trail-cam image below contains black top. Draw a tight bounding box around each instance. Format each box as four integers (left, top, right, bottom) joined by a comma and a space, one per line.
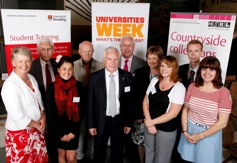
132, 66, 151, 120
148, 81, 177, 132
45, 81, 85, 149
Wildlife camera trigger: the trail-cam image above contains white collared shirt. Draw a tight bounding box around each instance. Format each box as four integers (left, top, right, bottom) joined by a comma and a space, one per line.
105, 69, 120, 116
121, 55, 133, 72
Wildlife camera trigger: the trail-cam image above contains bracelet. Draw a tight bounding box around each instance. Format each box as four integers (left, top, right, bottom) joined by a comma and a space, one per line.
182, 130, 187, 133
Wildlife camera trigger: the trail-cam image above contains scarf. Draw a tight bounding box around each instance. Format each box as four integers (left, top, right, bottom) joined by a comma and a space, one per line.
54, 74, 79, 122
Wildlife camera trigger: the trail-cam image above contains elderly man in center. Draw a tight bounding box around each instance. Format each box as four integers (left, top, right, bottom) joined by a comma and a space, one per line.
87, 46, 133, 163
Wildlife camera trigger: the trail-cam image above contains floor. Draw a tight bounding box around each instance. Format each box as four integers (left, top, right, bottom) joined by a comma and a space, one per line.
0, 114, 237, 162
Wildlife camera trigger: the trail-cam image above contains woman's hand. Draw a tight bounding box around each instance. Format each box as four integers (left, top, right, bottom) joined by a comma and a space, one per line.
60, 135, 69, 142
38, 115, 46, 134
183, 132, 202, 144
67, 133, 75, 141
148, 125, 157, 135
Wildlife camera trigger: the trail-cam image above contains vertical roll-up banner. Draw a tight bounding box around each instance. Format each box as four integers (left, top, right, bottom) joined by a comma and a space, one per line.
167, 12, 236, 82
1, 9, 71, 73
92, 2, 150, 61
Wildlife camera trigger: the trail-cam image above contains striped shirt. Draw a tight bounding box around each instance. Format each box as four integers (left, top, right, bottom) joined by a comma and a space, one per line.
185, 83, 232, 126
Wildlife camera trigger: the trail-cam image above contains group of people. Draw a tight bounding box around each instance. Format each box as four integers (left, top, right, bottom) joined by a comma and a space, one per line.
1, 36, 232, 163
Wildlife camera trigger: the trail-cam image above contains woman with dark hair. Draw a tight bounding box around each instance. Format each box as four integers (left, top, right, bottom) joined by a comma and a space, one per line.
45, 55, 85, 163
178, 56, 232, 163
143, 55, 186, 163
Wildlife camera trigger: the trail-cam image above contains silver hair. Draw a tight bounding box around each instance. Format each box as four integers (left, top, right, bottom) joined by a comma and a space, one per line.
78, 41, 94, 52
120, 36, 135, 45
37, 38, 54, 49
102, 46, 120, 60
11, 46, 33, 62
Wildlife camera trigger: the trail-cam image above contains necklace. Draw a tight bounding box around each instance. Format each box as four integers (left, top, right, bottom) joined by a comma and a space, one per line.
26, 78, 30, 84
160, 81, 174, 90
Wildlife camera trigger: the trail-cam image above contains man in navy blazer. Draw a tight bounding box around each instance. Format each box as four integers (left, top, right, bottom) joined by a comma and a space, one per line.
119, 36, 147, 74
87, 46, 133, 163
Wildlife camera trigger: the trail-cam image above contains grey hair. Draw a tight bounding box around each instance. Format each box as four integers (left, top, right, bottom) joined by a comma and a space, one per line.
37, 38, 54, 49
11, 46, 33, 62
120, 36, 135, 46
102, 46, 120, 60
78, 41, 94, 52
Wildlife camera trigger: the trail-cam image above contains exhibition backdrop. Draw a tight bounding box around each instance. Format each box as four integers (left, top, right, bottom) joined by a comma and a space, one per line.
91, 2, 150, 61
1, 9, 71, 73
167, 12, 236, 82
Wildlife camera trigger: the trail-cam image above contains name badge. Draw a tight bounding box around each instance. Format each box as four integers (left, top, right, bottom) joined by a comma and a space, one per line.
124, 86, 130, 92
73, 97, 80, 103
151, 87, 156, 94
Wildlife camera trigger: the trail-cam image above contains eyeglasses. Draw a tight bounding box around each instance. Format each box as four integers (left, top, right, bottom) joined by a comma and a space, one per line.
121, 44, 133, 48
39, 48, 53, 52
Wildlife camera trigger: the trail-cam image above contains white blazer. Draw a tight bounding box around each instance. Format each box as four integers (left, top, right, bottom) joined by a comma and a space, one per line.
1, 71, 44, 131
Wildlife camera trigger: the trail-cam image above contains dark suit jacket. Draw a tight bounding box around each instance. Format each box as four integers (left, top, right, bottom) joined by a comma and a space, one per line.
87, 68, 133, 137
119, 55, 147, 74
133, 66, 150, 120
179, 64, 189, 89
29, 58, 57, 105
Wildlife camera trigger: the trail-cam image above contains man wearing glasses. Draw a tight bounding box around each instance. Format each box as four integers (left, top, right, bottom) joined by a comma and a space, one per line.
119, 36, 147, 163
119, 36, 147, 74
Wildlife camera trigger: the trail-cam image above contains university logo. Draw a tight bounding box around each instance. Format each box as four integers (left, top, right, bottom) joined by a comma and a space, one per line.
208, 21, 231, 28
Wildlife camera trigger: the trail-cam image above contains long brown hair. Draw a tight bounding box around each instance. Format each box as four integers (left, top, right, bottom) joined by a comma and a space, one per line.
195, 56, 223, 88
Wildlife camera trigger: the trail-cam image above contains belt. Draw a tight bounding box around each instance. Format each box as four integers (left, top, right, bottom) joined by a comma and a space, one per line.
189, 119, 210, 129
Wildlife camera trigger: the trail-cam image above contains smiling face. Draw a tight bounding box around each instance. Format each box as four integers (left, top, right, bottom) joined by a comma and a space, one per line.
160, 61, 173, 78
57, 62, 73, 80
201, 67, 216, 83
12, 54, 32, 76
120, 37, 135, 59
147, 53, 160, 69
103, 48, 119, 73
37, 41, 54, 62
78, 42, 94, 63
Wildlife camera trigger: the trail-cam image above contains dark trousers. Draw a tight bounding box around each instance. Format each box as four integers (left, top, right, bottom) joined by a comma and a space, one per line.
124, 132, 140, 163
46, 129, 58, 163
93, 115, 124, 163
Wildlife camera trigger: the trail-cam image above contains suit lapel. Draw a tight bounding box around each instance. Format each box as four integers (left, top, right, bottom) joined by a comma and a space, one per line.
101, 70, 107, 97
118, 69, 125, 97
35, 59, 44, 87
50, 58, 57, 76
130, 55, 137, 73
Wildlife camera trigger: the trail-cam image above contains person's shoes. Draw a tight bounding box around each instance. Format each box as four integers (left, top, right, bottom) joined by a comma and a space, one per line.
80, 156, 93, 163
